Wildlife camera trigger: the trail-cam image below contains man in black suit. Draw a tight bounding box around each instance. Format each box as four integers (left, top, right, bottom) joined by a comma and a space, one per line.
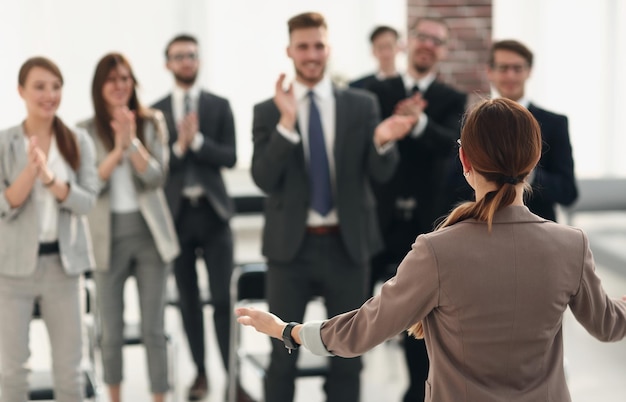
361, 17, 467, 402
485, 40, 578, 220
350, 25, 402, 89
152, 34, 250, 402
251, 12, 416, 402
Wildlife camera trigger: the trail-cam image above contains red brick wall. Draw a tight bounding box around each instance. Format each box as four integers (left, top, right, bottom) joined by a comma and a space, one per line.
407, 0, 492, 105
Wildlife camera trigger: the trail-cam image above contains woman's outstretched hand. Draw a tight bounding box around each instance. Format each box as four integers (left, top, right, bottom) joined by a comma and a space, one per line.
235, 307, 286, 340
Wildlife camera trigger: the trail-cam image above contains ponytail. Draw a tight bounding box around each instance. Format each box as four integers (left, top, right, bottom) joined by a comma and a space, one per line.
53, 116, 80, 171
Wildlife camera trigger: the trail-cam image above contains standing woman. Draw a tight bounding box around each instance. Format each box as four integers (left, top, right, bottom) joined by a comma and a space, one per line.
79, 53, 179, 402
0, 57, 98, 402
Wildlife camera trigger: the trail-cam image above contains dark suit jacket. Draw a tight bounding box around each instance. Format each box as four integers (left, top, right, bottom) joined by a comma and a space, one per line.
251, 87, 399, 264
448, 103, 578, 222
525, 103, 578, 221
349, 73, 379, 89
364, 76, 467, 259
152, 90, 236, 222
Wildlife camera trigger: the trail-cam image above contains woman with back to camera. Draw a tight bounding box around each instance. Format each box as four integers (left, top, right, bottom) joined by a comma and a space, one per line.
237, 98, 626, 402
0, 56, 98, 402
78, 52, 179, 402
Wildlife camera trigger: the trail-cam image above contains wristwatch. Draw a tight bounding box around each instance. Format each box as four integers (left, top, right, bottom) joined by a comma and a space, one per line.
282, 322, 300, 353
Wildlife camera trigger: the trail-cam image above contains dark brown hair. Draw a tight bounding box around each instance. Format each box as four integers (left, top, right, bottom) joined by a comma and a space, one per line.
439, 98, 542, 231
488, 40, 534, 68
91, 53, 151, 151
18, 57, 80, 171
287, 12, 327, 34
409, 16, 450, 35
369, 25, 399, 43
164, 34, 198, 59
408, 98, 542, 338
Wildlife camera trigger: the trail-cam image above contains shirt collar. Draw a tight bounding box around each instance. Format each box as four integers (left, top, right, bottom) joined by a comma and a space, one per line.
402, 71, 436, 93
173, 84, 201, 100
492, 92, 531, 109
293, 75, 333, 102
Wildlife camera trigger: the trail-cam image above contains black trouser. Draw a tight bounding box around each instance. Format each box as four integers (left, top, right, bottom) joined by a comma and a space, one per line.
173, 197, 233, 373
265, 232, 368, 402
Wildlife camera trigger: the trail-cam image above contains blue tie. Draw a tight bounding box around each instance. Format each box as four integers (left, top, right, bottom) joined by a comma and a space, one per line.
307, 91, 333, 216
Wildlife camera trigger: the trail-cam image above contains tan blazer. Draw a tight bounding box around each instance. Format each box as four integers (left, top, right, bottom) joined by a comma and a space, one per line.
307, 206, 626, 402
78, 111, 179, 270
0, 124, 98, 276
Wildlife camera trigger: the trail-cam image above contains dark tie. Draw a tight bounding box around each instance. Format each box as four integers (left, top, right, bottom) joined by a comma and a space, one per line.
183, 92, 192, 115
410, 84, 420, 97
307, 91, 333, 216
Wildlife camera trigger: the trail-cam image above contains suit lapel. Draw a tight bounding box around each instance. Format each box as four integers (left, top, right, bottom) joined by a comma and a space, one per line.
333, 87, 347, 176
160, 95, 177, 141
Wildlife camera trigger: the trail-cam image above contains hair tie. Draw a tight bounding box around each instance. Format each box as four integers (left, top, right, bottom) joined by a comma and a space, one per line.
503, 176, 520, 185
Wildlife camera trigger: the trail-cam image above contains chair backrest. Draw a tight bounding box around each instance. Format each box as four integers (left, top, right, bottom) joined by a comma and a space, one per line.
231, 262, 267, 303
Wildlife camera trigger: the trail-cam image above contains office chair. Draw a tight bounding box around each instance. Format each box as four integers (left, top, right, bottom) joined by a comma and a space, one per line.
227, 263, 330, 402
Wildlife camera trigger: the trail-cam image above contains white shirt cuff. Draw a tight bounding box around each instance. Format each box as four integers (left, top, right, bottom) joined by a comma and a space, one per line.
172, 142, 184, 158
410, 113, 428, 138
300, 320, 334, 356
189, 132, 204, 152
276, 124, 301, 144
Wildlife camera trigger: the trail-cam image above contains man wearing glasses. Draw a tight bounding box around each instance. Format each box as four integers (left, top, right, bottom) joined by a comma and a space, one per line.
361, 16, 467, 402
485, 39, 577, 221
153, 34, 252, 402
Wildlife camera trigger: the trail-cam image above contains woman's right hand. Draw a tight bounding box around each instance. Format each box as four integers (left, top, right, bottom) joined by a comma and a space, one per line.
111, 107, 135, 151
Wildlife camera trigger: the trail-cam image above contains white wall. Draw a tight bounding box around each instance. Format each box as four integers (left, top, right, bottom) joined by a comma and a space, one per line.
0, 0, 406, 168
493, 0, 626, 177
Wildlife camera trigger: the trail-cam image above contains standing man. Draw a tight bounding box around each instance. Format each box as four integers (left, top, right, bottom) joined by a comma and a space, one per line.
251, 12, 415, 402
363, 16, 467, 402
350, 25, 402, 89
152, 34, 249, 402
486, 40, 578, 220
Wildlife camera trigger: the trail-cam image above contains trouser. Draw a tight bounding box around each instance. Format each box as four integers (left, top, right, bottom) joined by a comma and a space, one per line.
0, 254, 83, 402
173, 197, 233, 374
265, 232, 368, 402
95, 211, 169, 393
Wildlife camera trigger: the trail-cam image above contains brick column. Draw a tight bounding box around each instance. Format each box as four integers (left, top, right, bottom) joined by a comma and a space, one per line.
407, 0, 492, 105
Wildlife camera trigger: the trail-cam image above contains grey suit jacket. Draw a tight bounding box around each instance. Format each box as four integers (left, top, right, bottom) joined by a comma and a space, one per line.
251, 87, 399, 264
78, 112, 179, 270
0, 124, 98, 276
302, 206, 626, 401
152, 90, 236, 222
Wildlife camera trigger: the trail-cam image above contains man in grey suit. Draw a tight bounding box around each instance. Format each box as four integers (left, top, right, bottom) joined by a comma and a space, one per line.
152, 34, 248, 401
251, 12, 416, 402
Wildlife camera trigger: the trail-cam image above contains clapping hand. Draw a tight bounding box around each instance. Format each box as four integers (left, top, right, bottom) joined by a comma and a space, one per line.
28, 137, 55, 185
394, 93, 428, 121
374, 114, 418, 146
274, 73, 297, 131
111, 107, 136, 151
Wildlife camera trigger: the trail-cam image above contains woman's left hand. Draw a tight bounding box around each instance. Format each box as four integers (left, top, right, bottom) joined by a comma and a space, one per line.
235, 307, 286, 340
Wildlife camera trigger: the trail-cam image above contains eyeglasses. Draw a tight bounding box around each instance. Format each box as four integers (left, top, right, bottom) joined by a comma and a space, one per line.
168, 52, 199, 62
456, 139, 462, 148
411, 31, 447, 47
491, 63, 528, 73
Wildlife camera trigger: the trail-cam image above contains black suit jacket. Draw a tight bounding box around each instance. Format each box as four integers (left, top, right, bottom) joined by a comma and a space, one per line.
364, 76, 467, 259
526, 103, 578, 220
251, 87, 399, 264
152, 90, 236, 222
447, 103, 578, 222
349, 73, 379, 89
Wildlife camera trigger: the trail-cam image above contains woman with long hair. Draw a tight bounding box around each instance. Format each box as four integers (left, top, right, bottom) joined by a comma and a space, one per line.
79, 52, 179, 402
236, 98, 626, 402
0, 56, 98, 402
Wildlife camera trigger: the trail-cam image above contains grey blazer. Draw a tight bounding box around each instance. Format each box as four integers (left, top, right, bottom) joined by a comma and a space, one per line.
302, 206, 626, 401
251, 87, 399, 264
78, 111, 179, 270
0, 124, 98, 276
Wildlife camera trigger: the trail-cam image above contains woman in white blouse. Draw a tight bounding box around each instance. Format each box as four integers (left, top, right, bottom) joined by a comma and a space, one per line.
79, 52, 179, 402
0, 57, 98, 402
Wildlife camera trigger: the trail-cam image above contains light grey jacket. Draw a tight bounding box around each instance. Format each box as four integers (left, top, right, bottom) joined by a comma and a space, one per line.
300, 206, 626, 402
78, 111, 179, 270
0, 124, 98, 276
